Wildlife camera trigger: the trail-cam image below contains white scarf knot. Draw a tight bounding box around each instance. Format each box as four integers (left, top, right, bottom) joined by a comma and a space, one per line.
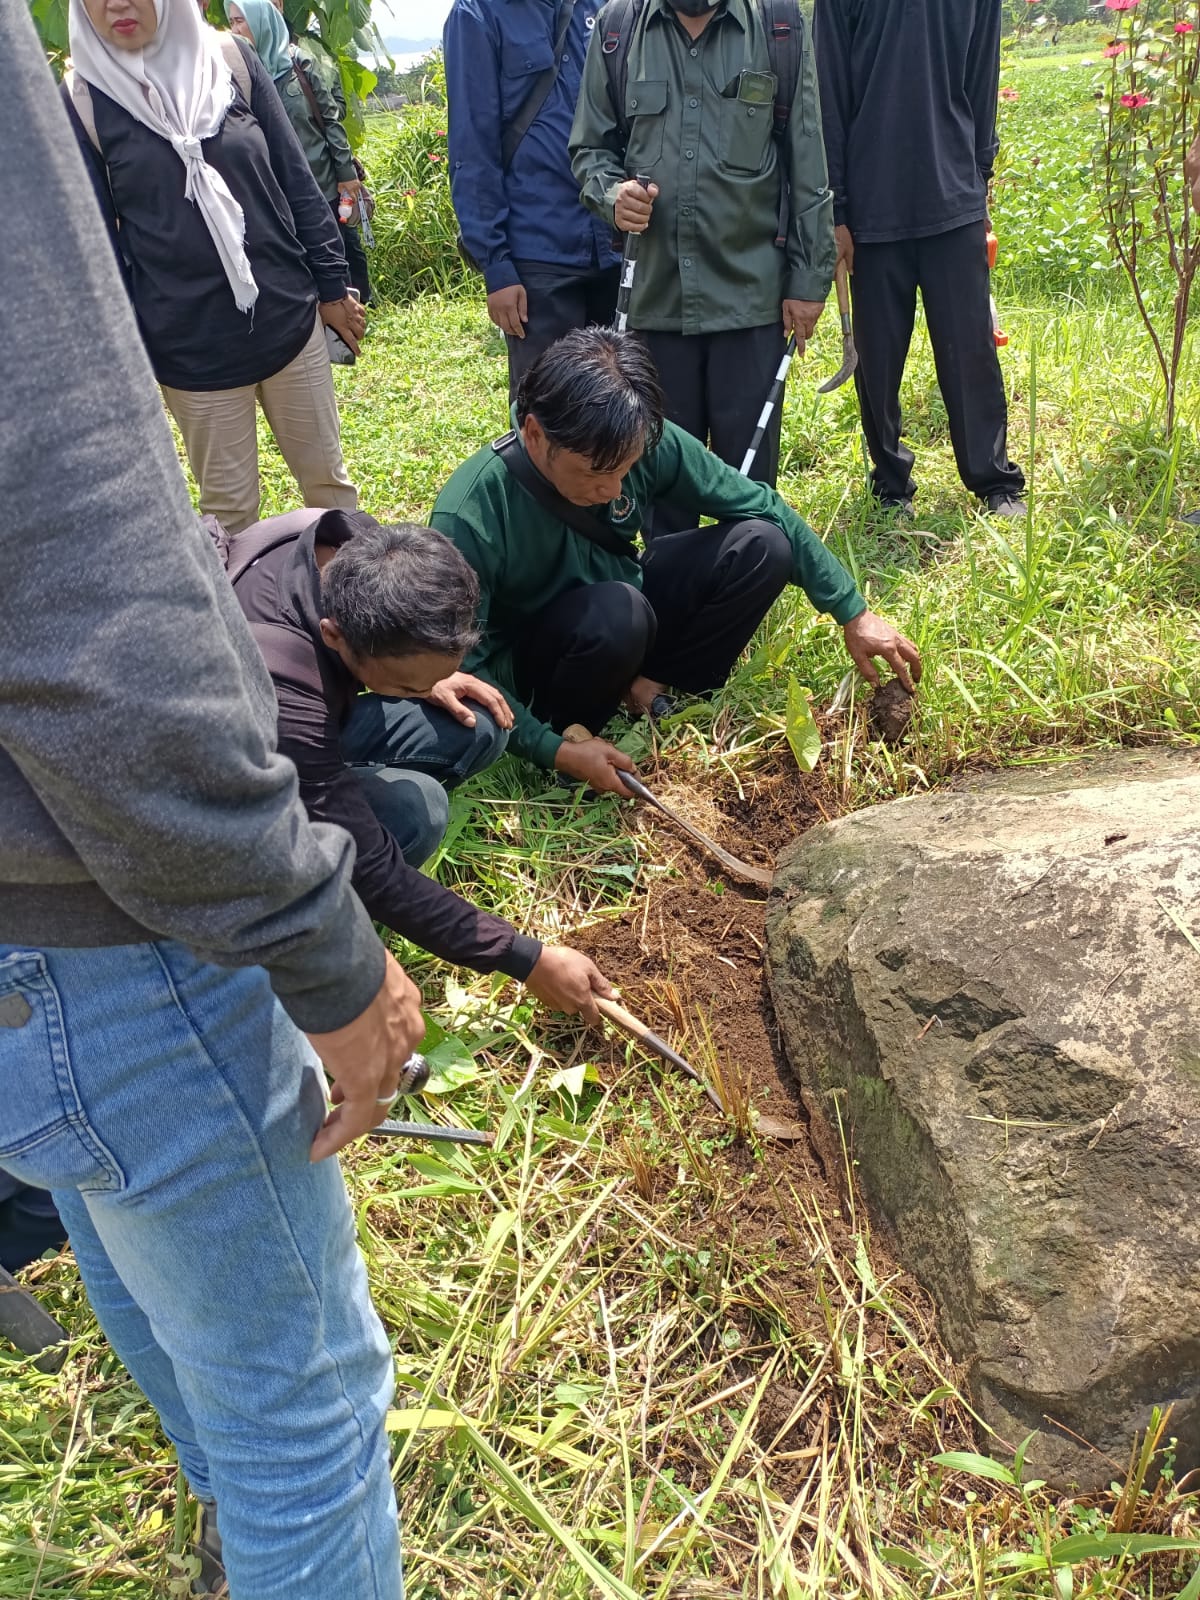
69, 0, 260, 316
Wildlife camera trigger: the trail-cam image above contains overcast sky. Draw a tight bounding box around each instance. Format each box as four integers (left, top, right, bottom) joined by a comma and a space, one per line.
375, 0, 453, 41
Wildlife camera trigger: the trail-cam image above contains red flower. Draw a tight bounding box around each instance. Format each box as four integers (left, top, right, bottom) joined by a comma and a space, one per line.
1103, 40, 1126, 54
999, 86, 1019, 101
1175, 20, 1194, 31
1105, 0, 1140, 9
1120, 91, 1152, 107
427, 152, 443, 162
403, 188, 416, 197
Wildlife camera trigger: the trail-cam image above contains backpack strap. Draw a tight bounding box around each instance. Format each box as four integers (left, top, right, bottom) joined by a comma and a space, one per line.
600, 0, 645, 147
757, 0, 804, 248
63, 69, 101, 154
501, 0, 580, 170
491, 432, 640, 560
220, 33, 254, 104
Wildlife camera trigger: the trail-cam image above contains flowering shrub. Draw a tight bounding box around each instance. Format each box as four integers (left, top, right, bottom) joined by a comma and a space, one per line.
360, 55, 467, 302
1093, 0, 1200, 431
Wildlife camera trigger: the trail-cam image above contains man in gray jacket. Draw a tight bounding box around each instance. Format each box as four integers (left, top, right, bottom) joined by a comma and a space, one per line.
2, 12, 419, 1598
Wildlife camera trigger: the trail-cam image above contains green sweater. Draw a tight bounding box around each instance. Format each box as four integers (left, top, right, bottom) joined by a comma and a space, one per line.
429, 421, 865, 768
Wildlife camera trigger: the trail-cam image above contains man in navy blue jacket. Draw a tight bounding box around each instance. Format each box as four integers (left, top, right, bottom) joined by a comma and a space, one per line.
445, 0, 621, 398
813, 0, 1026, 518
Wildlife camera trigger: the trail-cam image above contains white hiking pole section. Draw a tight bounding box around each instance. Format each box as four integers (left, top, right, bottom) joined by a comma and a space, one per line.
613, 173, 652, 333
737, 334, 797, 476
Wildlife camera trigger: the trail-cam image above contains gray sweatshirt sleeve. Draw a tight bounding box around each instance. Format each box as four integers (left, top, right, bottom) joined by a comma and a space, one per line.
0, 11, 386, 1035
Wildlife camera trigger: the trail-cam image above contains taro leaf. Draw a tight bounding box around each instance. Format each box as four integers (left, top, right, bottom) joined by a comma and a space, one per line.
785, 677, 821, 773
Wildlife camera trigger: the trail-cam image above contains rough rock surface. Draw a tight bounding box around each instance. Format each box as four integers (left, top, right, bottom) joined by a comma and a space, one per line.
765, 751, 1200, 1488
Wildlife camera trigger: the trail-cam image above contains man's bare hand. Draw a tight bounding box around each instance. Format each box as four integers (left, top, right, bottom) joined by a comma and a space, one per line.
614, 179, 658, 233
320, 295, 365, 356
842, 610, 923, 693
554, 735, 636, 795
835, 224, 855, 275
782, 298, 824, 347
487, 284, 528, 339
426, 672, 514, 730
307, 951, 426, 1162
525, 946, 615, 1022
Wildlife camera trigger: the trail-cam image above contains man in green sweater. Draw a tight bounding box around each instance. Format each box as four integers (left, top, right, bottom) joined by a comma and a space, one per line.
430, 327, 920, 794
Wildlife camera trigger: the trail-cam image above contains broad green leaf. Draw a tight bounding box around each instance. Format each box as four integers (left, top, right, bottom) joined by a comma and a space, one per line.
784, 677, 821, 773
546, 1061, 600, 1097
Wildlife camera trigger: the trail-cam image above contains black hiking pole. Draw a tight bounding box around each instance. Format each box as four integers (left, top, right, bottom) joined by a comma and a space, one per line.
613, 174, 652, 333
737, 333, 798, 477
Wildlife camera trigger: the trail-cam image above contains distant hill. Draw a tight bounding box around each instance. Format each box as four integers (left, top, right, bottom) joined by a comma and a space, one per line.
380, 35, 440, 54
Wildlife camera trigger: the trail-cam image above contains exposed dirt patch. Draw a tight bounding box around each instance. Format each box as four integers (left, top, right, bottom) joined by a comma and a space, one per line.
567, 746, 970, 1511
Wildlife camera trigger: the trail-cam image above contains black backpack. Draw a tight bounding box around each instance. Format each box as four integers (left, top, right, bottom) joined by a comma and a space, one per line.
598, 0, 806, 248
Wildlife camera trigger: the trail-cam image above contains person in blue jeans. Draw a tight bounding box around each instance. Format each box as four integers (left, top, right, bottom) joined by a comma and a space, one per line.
3, 11, 426, 1596
230, 505, 617, 1018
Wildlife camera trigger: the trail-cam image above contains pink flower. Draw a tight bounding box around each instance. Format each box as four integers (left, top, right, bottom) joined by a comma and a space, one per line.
1105, 0, 1140, 10
1000, 86, 1019, 101
1103, 40, 1126, 54
1175, 20, 1194, 31
427, 152, 443, 162
435, 128, 447, 135
403, 188, 416, 197
1120, 91, 1152, 106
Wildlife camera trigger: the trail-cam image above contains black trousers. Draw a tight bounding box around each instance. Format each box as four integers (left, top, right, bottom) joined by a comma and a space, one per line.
511, 517, 792, 736
506, 261, 621, 402
851, 222, 1024, 502
331, 203, 372, 304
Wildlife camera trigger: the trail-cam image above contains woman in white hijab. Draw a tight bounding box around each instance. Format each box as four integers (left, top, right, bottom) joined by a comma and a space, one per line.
66, 0, 365, 533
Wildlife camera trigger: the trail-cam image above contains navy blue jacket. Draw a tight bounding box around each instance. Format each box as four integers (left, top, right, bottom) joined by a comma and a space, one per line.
445, 0, 619, 291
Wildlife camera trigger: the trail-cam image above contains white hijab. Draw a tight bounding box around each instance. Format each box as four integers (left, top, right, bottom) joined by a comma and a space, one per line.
68, 0, 259, 312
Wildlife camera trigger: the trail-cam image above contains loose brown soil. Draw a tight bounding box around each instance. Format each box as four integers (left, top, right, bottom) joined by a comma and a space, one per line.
568, 747, 972, 1503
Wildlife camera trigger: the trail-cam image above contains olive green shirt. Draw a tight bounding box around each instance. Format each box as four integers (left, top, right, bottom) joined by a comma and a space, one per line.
430, 419, 864, 768
568, 0, 835, 334
279, 48, 356, 204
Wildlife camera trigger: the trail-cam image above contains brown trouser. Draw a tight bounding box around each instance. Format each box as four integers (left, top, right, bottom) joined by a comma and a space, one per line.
162, 313, 357, 534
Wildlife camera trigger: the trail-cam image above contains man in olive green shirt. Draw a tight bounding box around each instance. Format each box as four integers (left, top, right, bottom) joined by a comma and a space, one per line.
569, 0, 834, 521
430, 328, 919, 794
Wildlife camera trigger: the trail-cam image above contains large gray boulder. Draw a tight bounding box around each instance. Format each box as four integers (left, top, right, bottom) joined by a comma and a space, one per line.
765, 751, 1200, 1489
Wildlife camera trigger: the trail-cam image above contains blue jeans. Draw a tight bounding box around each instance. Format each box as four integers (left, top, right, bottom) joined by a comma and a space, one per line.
341, 693, 509, 866
0, 942, 401, 1600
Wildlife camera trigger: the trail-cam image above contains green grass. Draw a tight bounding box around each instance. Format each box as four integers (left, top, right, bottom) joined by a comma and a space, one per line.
4, 52, 1200, 1600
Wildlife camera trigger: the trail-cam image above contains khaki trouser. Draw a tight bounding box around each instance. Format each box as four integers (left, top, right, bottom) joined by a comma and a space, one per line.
162, 313, 357, 534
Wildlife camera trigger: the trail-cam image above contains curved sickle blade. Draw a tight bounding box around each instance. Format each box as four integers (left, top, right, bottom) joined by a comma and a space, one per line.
618, 772, 773, 887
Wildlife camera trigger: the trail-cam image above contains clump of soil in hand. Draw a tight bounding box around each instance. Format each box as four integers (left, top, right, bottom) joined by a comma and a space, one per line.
869, 678, 915, 746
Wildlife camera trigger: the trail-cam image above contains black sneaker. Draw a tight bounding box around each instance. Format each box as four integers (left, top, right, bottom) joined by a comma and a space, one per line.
985, 491, 1028, 518
191, 1502, 227, 1598
875, 494, 915, 518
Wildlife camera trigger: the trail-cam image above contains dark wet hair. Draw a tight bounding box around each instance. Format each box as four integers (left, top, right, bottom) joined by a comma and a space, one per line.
321, 522, 480, 659
515, 326, 665, 472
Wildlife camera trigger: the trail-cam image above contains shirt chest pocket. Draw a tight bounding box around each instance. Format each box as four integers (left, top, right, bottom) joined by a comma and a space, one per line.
718, 72, 775, 175
499, 33, 556, 119
624, 79, 669, 170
